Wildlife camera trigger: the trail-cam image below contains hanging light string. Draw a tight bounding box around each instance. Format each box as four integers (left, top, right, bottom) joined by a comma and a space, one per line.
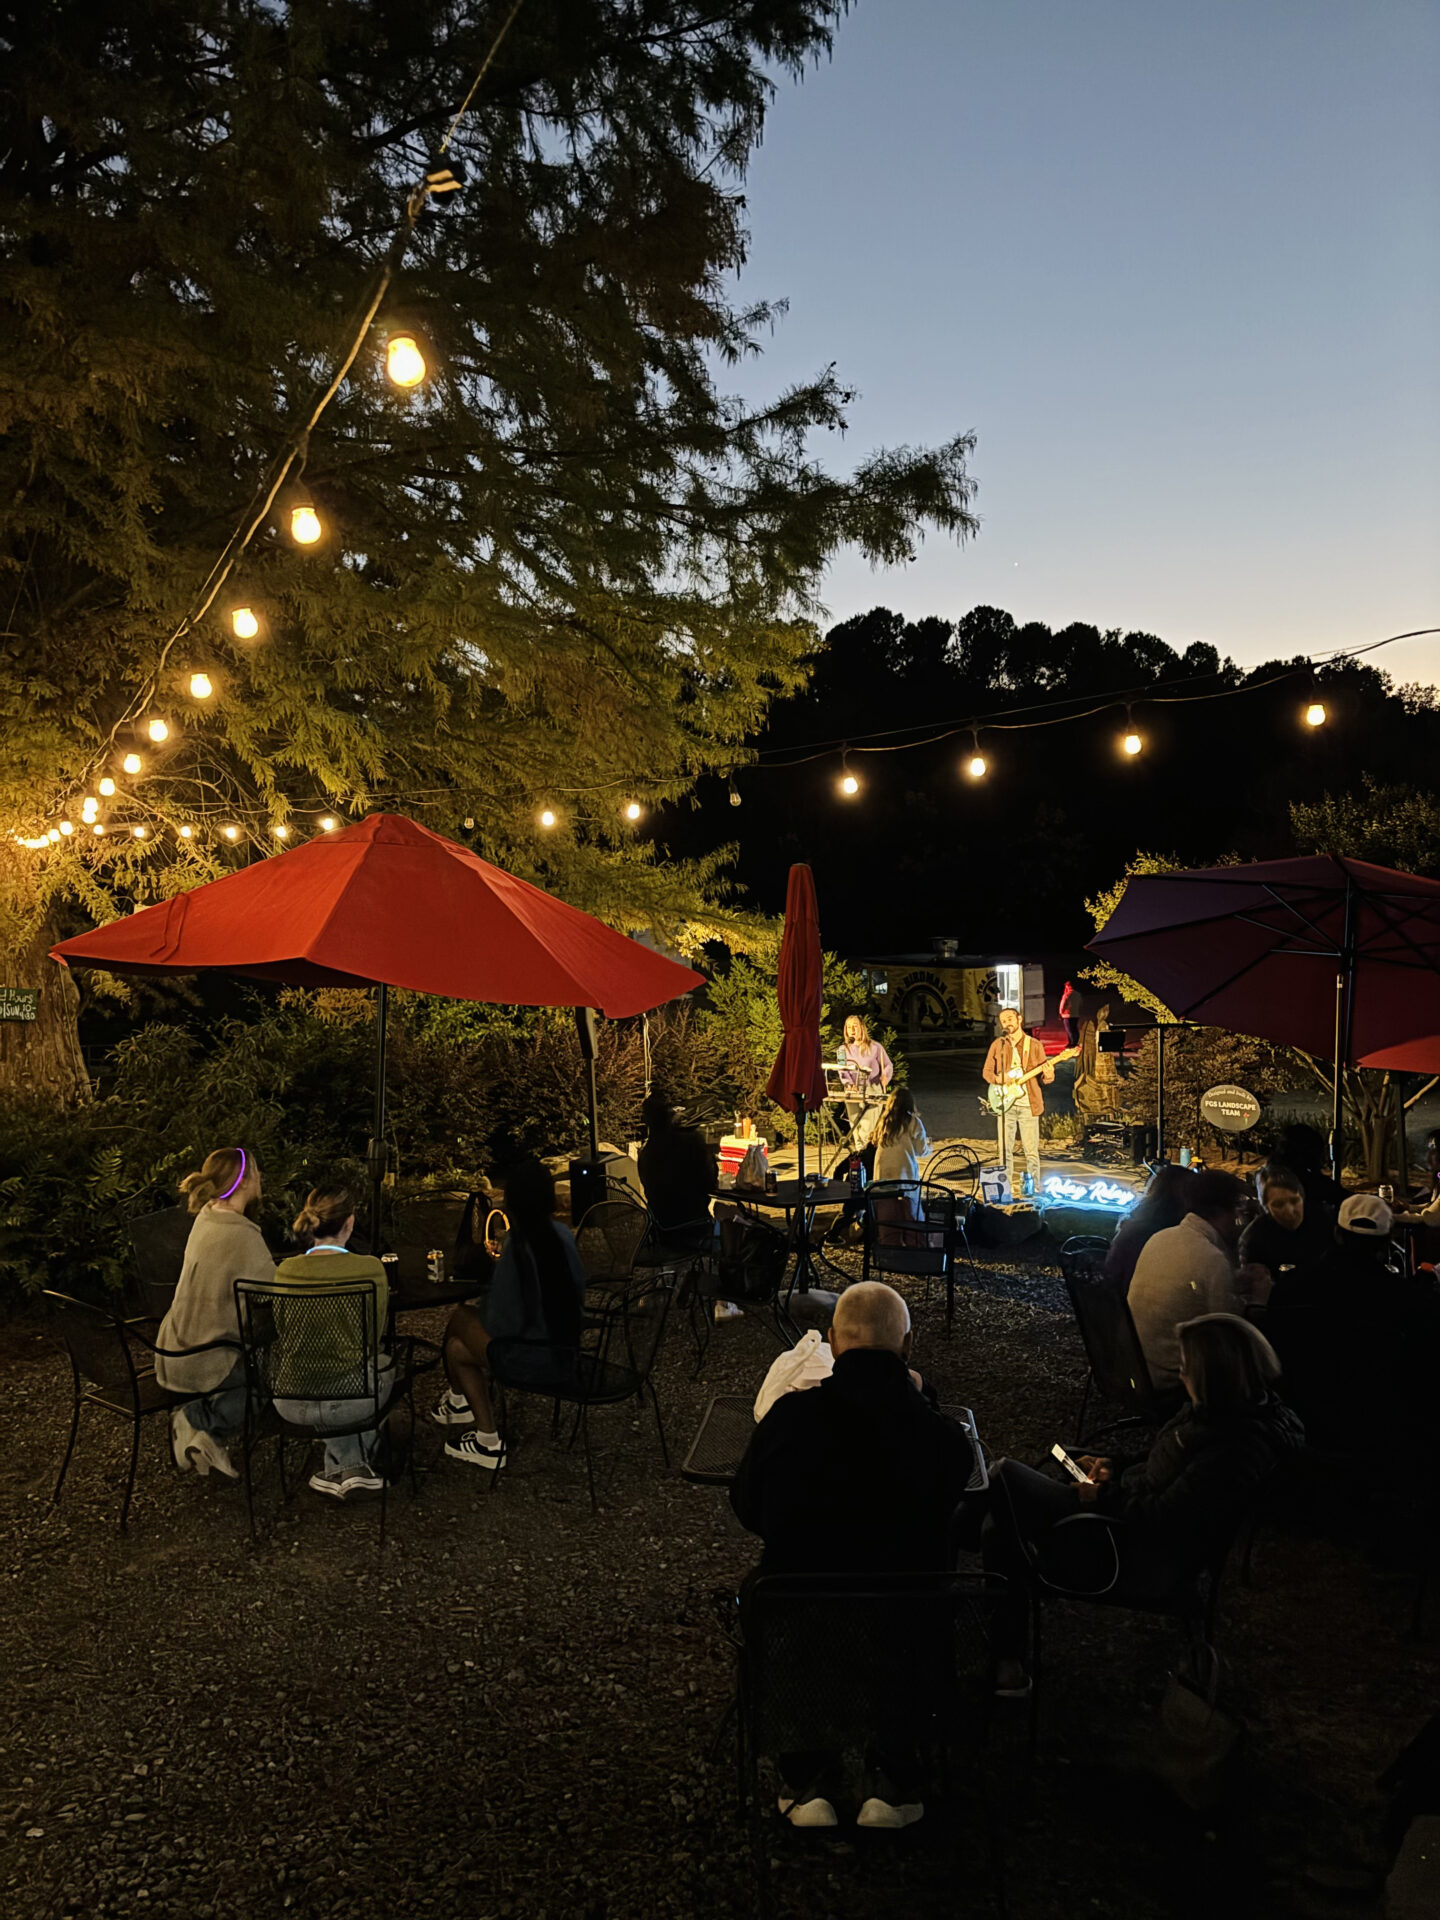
65, 0, 528, 801
749, 625, 1440, 769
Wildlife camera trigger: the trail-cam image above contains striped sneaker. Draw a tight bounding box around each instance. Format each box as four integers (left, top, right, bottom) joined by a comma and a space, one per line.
444, 1430, 507, 1471
431, 1391, 474, 1428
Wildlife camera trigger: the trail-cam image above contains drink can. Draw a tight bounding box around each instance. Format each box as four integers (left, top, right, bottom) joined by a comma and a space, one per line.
1378, 1185, 1395, 1206
426, 1248, 446, 1285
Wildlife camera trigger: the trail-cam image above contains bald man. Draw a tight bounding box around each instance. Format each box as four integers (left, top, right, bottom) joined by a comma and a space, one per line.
730, 1282, 976, 1578
729, 1283, 977, 1830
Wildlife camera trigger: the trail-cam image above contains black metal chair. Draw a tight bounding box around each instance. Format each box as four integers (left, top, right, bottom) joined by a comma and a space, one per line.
1061, 1255, 1179, 1444
861, 1179, 973, 1332
923, 1141, 983, 1201
575, 1198, 654, 1284
685, 1209, 796, 1376
733, 1571, 1007, 1907
44, 1290, 235, 1530
127, 1206, 195, 1319
487, 1269, 676, 1511
234, 1278, 415, 1546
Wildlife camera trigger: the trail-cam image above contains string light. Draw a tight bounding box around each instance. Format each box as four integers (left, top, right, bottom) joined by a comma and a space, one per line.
319, 816, 338, 832
92, 823, 105, 836
1121, 708, 1143, 757
728, 778, 742, 808
965, 729, 987, 780
1305, 701, 1327, 727
58, 820, 73, 835
132, 826, 147, 839
147, 718, 169, 743
99, 777, 116, 796
81, 798, 98, 821
179, 825, 193, 839
624, 801, 642, 822
289, 500, 323, 546
273, 823, 290, 839
47, 828, 60, 842
223, 826, 240, 841
386, 333, 427, 388
188, 673, 213, 700
231, 606, 261, 641
539, 807, 557, 828
838, 750, 860, 798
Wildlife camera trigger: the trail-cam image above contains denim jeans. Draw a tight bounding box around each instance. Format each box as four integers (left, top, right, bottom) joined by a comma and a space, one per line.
997, 1107, 1040, 1188
183, 1360, 248, 1440
274, 1365, 394, 1475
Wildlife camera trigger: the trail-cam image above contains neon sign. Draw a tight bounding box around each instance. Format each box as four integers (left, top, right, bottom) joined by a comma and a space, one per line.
1042, 1175, 1138, 1211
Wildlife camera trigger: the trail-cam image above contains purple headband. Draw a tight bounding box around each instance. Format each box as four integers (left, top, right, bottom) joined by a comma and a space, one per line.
218, 1148, 247, 1201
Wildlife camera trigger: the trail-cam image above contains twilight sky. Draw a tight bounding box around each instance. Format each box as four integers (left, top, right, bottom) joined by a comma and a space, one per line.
729, 0, 1440, 676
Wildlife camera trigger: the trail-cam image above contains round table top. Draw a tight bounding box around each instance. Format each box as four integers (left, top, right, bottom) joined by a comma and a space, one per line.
389, 1278, 488, 1313
731, 1178, 851, 1208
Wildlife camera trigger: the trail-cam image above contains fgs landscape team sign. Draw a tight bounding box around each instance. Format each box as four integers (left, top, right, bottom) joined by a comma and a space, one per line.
1199, 1083, 1262, 1133
0, 987, 38, 1023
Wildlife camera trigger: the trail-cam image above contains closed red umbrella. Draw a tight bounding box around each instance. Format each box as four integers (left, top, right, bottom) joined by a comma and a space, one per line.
1086, 854, 1440, 1168
52, 814, 705, 1230
764, 865, 827, 1290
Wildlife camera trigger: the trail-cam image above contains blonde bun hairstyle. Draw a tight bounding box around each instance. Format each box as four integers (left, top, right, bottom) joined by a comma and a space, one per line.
179, 1147, 250, 1215
293, 1183, 360, 1244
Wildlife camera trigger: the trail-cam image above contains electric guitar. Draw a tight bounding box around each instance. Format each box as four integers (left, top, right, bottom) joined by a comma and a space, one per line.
985, 1046, 1080, 1115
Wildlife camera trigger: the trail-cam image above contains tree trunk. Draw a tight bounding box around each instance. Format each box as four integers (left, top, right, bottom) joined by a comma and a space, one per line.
0, 915, 90, 1107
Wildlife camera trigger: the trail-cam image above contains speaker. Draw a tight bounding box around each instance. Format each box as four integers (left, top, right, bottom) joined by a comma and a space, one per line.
575, 1005, 599, 1060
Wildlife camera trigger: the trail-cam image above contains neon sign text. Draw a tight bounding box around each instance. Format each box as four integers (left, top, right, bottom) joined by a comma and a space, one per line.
1042, 1176, 1138, 1211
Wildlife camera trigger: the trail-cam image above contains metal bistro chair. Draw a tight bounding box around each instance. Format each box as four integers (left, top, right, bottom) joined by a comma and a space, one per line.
487, 1268, 676, 1512
861, 1179, 972, 1333
234, 1278, 416, 1546
44, 1290, 235, 1531
575, 1198, 653, 1285
126, 1206, 195, 1320
1061, 1251, 1180, 1446
733, 1571, 1007, 1909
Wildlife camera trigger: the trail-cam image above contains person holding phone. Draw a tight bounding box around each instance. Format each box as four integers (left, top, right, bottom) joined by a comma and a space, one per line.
979, 1314, 1302, 1696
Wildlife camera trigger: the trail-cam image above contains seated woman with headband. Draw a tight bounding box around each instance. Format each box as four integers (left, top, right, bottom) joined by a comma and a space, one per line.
157, 1146, 274, 1481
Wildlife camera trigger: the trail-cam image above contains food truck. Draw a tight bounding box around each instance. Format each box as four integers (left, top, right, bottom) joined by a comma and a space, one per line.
851, 942, 1062, 1047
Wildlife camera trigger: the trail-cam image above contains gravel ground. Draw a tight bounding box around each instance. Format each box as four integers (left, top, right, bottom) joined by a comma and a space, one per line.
2, 1239, 1436, 1920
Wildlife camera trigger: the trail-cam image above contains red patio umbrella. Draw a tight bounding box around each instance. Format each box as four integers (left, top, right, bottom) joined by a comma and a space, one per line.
764, 864, 827, 1288
51, 814, 705, 1232
1086, 855, 1440, 1169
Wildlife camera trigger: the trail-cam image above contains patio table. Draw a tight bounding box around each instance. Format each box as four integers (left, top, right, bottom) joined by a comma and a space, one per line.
679, 1391, 990, 1494
388, 1278, 489, 1316
728, 1177, 853, 1290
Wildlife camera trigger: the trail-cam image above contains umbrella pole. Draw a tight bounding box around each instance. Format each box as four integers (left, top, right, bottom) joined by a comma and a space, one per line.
1332, 880, 1358, 1182
1155, 1022, 1165, 1161
369, 982, 389, 1252
794, 1096, 810, 1294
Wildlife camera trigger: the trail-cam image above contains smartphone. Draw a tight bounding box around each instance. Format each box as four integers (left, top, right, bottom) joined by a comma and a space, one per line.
1051, 1442, 1090, 1483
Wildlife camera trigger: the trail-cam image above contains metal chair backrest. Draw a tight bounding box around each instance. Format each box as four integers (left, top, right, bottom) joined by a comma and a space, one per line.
44, 1291, 145, 1396
923, 1143, 982, 1198
128, 1206, 194, 1316
612, 1269, 676, 1379
742, 1571, 998, 1759
576, 1199, 651, 1282
234, 1279, 382, 1407
1059, 1237, 1113, 1290
862, 1179, 957, 1277
1062, 1265, 1165, 1417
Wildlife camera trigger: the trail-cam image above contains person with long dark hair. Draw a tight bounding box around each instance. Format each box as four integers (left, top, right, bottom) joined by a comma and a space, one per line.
432, 1159, 586, 1471
1102, 1163, 1196, 1288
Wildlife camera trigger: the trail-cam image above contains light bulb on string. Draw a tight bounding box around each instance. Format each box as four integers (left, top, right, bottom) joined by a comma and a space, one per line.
231, 606, 260, 641
59, 820, 73, 835
273, 823, 290, 840
81, 798, 98, 821
179, 825, 193, 840
728, 778, 742, 808
290, 500, 323, 546
1120, 709, 1143, 757
838, 749, 860, 798
99, 777, 116, 796
122, 753, 142, 775
91, 823, 105, 836
46, 828, 60, 842
385, 333, 427, 388
147, 718, 169, 743
539, 807, 557, 829
132, 826, 147, 840
965, 729, 987, 780
223, 826, 239, 842
1305, 701, 1327, 728
188, 673, 212, 700
624, 801, 642, 823
319, 816, 338, 832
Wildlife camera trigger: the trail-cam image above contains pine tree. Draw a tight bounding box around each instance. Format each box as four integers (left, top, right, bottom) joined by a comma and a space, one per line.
0, 0, 977, 1100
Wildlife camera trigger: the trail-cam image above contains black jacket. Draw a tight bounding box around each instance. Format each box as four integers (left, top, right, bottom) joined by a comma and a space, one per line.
1238, 1211, 1331, 1277
637, 1124, 715, 1233
1106, 1393, 1305, 1563
729, 1347, 977, 1574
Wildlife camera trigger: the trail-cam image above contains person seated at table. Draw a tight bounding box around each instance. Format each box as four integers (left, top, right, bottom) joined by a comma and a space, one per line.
271, 1180, 392, 1500
1103, 1163, 1196, 1289
730, 1282, 976, 1830
981, 1313, 1302, 1695
1276, 1123, 1345, 1226
157, 1146, 273, 1481
1238, 1164, 1330, 1281
637, 1087, 717, 1249
1128, 1171, 1271, 1392
432, 1158, 587, 1470
1262, 1193, 1440, 1448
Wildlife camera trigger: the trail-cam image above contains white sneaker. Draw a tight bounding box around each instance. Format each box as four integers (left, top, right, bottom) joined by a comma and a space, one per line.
193, 1430, 239, 1480
432, 1391, 475, 1427
444, 1430, 507, 1471
337, 1465, 386, 1495
171, 1405, 206, 1474
309, 1469, 347, 1499
857, 1797, 924, 1830
779, 1796, 838, 1828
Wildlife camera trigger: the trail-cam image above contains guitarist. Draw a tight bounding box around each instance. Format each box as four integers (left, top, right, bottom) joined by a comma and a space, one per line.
983, 1006, 1054, 1196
